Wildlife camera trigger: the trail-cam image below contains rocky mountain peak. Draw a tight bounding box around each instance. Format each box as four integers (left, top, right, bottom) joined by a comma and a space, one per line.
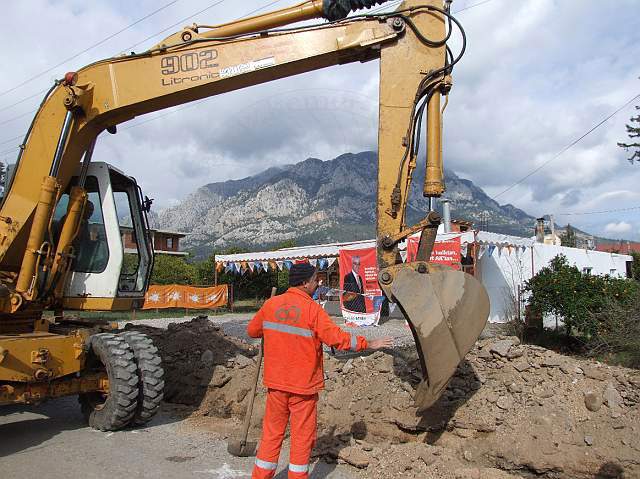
156, 151, 537, 256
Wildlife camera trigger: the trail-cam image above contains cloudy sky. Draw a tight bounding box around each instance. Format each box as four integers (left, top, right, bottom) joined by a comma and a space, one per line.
1, 0, 639, 240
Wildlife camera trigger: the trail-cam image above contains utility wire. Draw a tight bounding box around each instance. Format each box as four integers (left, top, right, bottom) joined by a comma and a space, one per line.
0, 88, 49, 115
0, 134, 23, 147
0, 0, 284, 145
493, 93, 640, 200
121, 0, 284, 53
557, 205, 640, 216
368, 0, 494, 16
0, 109, 38, 128
120, 0, 230, 53
0, 0, 181, 100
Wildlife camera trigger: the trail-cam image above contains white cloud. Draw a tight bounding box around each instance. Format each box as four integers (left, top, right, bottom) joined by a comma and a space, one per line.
605, 222, 633, 235
0, 0, 639, 241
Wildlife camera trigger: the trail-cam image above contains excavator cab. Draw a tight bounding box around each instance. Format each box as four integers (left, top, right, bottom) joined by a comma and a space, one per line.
54, 162, 153, 311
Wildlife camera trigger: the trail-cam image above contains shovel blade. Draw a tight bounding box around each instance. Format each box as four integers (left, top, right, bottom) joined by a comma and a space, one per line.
390, 265, 489, 411
227, 440, 258, 457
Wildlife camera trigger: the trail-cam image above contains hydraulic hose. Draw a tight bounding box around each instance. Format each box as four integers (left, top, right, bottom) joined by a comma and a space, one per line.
323, 0, 390, 21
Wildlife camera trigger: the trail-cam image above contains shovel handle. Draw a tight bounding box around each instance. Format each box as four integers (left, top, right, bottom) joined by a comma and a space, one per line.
238, 286, 276, 446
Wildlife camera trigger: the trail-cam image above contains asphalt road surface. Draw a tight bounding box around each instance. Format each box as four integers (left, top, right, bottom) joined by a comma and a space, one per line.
0, 397, 355, 479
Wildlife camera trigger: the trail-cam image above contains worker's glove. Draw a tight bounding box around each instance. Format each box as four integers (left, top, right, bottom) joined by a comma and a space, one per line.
323, 0, 389, 21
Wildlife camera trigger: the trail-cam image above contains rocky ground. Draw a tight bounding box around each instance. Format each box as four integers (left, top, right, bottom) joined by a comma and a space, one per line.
125, 317, 640, 479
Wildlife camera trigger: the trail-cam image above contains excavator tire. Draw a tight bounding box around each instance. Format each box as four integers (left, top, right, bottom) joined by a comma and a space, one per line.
79, 333, 139, 431
120, 331, 164, 426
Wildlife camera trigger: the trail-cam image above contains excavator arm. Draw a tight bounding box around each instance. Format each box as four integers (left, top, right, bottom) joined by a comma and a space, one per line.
0, 0, 489, 410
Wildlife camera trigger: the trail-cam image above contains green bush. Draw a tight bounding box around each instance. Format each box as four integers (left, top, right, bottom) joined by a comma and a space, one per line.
631, 251, 640, 281
150, 254, 197, 285
587, 291, 640, 368
524, 254, 638, 338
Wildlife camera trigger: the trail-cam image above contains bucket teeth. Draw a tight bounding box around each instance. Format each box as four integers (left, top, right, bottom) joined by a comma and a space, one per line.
387, 264, 489, 410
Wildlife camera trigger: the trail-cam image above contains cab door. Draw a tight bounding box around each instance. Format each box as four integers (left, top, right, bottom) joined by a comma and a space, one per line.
61, 162, 153, 311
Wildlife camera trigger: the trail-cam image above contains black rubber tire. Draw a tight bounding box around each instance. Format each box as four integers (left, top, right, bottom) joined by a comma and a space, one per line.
120, 331, 164, 426
79, 333, 139, 431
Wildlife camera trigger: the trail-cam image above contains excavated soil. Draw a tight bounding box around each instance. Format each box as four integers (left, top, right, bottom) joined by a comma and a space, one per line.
125, 317, 640, 479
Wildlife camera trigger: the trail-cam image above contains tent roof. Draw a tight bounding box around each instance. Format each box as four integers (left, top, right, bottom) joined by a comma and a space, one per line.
215, 229, 535, 264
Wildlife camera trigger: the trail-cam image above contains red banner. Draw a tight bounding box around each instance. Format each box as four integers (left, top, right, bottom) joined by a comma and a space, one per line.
406, 236, 462, 269
338, 247, 384, 326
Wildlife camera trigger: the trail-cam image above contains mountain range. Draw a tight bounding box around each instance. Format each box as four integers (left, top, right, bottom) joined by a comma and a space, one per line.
155, 151, 539, 257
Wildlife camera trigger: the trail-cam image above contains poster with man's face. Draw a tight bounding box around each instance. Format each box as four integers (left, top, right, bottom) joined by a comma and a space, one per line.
338, 247, 384, 326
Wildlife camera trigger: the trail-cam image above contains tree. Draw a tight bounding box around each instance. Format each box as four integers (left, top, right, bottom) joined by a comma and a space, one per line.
525, 254, 638, 338
618, 101, 639, 164
631, 251, 640, 282
276, 239, 297, 250
150, 254, 197, 285
560, 224, 577, 248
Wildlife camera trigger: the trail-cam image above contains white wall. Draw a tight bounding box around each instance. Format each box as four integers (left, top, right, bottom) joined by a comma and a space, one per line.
480, 244, 631, 323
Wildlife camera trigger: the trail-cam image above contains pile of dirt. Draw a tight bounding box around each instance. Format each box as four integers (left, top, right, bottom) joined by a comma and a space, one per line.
127, 319, 640, 478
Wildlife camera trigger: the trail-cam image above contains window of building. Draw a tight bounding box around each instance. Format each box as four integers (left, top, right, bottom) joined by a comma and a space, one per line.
582, 267, 593, 275
166, 237, 174, 249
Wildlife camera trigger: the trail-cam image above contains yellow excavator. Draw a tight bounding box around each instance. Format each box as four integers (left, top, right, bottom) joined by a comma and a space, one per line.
0, 0, 489, 430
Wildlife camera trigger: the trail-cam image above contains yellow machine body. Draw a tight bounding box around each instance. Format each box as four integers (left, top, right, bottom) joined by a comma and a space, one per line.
0, 0, 488, 411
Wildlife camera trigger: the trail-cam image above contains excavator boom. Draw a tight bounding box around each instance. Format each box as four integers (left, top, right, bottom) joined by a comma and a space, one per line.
0, 0, 488, 414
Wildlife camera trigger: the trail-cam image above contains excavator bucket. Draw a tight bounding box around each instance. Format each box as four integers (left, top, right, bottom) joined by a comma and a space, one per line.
388, 264, 489, 411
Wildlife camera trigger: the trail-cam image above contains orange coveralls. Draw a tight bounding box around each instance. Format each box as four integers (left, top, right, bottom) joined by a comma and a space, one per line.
247, 287, 368, 479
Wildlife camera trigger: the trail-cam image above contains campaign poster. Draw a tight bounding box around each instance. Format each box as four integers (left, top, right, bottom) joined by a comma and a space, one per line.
406, 235, 462, 269
338, 247, 384, 326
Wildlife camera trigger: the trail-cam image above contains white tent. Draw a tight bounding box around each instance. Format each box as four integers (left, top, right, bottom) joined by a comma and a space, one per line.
216, 230, 632, 323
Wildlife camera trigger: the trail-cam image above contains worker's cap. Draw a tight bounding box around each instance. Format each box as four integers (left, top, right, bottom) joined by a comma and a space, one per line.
289, 263, 317, 287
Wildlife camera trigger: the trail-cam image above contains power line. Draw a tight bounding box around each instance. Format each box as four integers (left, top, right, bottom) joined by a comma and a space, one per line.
0, 87, 49, 115
368, 0, 495, 16
121, 0, 285, 54
0, 0, 236, 136
493, 93, 640, 200
0, 108, 38, 128
0, 0, 181, 100
454, 0, 495, 14
557, 205, 640, 216
120, 0, 230, 53
0, 134, 24, 147
1, 0, 286, 144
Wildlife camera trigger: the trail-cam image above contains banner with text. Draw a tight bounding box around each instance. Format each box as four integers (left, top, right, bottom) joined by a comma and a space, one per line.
142, 284, 228, 310
406, 235, 462, 269
338, 247, 384, 326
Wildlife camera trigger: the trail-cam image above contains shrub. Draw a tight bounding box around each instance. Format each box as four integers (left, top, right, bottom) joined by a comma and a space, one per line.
587, 291, 640, 368
524, 254, 638, 338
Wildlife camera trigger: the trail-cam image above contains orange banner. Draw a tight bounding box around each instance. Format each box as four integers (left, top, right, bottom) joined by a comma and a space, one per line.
142, 284, 228, 310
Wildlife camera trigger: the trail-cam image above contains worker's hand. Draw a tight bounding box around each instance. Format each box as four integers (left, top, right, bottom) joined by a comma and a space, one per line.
368, 337, 393, 350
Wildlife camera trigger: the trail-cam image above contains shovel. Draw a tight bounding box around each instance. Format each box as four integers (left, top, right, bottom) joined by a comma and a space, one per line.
227, 287, 276, 457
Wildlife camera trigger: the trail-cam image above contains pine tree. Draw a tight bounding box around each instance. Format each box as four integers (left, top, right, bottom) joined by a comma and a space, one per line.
560, 224, 577, 248
618, 103, 640, 164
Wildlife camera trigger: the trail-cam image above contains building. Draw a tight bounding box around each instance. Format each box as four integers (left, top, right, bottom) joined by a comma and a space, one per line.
596, 240, 640, 255
121, 227, 188, 257
534, 217, 562, 246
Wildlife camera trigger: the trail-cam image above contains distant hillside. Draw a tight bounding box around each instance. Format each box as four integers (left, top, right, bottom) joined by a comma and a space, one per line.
156, 151, 539, 257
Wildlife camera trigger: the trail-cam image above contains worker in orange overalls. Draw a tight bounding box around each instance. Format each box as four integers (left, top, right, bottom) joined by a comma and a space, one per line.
248, 263, 392, 479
